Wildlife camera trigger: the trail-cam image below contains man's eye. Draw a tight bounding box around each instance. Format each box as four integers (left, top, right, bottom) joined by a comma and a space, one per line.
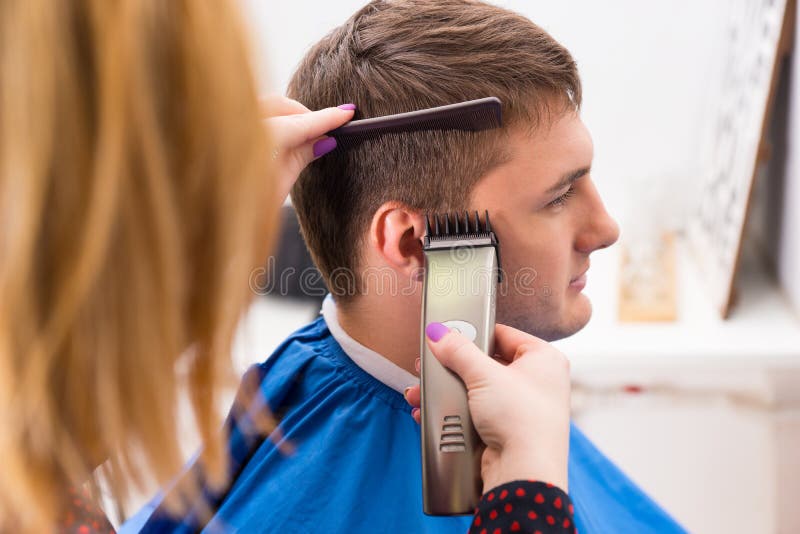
548, 185, 576, 208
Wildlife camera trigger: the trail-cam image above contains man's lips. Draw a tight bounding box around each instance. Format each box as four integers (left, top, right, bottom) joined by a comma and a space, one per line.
569, 273, 587, 290
569, 265, 590, 289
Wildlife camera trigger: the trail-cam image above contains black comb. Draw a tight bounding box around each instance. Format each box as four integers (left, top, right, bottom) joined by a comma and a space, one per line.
423, 210, 502, 282
327, 97, 502, 151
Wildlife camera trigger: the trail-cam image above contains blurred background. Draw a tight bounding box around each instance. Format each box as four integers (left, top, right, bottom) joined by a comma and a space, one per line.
225, 1, 800, 533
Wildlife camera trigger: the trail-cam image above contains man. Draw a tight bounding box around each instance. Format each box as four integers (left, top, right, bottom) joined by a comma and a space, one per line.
142, 1, 685, 531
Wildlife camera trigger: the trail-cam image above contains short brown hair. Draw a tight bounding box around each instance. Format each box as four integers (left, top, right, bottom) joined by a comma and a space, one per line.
288, 0, 581, 301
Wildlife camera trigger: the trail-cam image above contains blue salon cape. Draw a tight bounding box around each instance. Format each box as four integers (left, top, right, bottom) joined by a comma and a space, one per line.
135, 317, 686, 533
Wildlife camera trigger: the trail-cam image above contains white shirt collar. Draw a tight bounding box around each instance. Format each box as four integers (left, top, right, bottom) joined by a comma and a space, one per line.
321, 294, 419, 394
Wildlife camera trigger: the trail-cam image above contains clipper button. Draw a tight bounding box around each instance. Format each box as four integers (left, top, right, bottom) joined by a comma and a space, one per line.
441, 320, 477, 342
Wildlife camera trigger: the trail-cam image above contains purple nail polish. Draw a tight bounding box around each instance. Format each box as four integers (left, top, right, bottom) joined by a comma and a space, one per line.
337, 103, 356, 110
312, 137, 337, 158
425, 322, 449, 342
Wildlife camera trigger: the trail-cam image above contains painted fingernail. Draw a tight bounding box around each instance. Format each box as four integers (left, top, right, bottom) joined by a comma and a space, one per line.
403, 387, 412, 401
425, 322, 449, 342
337, 103, 356, 110
411, 407, 420, 418
415, 358, 420, 372
312, 137, 337, 158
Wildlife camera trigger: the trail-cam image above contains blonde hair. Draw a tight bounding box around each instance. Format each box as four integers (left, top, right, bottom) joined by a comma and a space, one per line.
0, 0, 275, 529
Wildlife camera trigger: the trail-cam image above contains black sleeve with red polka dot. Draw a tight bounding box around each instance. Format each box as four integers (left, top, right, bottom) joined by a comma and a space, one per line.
470, 480, 576, 534
58, 485, 116, 534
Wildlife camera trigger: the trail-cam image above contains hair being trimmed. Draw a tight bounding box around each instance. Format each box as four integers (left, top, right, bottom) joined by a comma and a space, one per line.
288, 0, 581, 300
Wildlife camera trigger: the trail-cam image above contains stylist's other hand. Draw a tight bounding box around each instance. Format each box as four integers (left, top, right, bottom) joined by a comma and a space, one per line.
262, 95, 355, 203
404, 323, 571, 494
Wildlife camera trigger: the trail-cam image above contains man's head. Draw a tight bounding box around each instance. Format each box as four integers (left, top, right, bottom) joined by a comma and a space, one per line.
288, 0, 618, 341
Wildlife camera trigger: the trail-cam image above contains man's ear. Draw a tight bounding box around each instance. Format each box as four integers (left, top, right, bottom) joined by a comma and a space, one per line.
369, 202, 426, 276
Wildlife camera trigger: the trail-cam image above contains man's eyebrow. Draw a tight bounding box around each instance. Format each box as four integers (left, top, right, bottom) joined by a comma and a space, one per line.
544, 166, 591, 195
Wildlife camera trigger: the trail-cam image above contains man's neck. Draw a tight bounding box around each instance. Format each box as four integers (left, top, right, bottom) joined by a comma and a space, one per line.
336, 294, 421, 376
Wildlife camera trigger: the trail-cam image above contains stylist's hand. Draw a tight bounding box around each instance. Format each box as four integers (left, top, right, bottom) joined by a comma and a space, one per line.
262, 95, 355, 203
405, 323, 571, 494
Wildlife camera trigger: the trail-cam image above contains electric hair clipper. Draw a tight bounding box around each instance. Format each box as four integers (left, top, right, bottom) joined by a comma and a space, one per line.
420, 211, 500, 515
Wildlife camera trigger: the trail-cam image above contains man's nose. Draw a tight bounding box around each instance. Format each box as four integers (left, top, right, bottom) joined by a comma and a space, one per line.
575, 183, 620, 254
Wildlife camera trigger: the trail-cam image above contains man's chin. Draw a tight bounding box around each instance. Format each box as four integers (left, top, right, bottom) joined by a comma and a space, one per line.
567, 294, 593, 333
540, 296, 593, 342
497, 294, 593, 341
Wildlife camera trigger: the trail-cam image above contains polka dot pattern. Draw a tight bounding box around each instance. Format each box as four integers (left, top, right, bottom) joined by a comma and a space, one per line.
59, 486, 115, 534
470, 480, 576, 534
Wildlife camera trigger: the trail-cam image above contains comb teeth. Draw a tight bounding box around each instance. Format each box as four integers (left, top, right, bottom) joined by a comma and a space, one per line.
327, 97, 502, 151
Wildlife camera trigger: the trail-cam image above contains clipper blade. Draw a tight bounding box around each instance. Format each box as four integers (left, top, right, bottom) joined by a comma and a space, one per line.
423, 211, 501, 282
424, 210, 494, 245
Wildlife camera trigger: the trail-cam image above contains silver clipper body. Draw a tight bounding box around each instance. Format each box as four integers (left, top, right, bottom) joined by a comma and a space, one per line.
420, 211, 500, 515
